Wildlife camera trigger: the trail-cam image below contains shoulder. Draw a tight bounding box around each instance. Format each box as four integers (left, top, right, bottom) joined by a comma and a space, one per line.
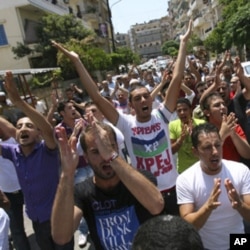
177, 162, 200, 183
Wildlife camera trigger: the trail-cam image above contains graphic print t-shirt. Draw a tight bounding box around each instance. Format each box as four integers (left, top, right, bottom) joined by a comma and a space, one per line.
74, 178, 153, 250
116, 105, 178, 191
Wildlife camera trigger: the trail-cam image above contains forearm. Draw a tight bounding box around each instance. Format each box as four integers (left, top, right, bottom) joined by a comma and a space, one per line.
171, 139, 183, 154
150, 80, 166, 99
0, 116, 16, 138
237, 201, 250, 221
231, 133, 250, 159
51, 174, 75, 245
13, 100, 53, 135
111, 156, 164, 214
73, 58, 119, 124
164, 41, 188, 111
182, 204, 213, 230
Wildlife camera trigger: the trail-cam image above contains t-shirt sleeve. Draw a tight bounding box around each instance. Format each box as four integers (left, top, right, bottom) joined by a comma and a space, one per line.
176, 175, 194, 205
169, 121, 177, 140
240, 165, 250, 195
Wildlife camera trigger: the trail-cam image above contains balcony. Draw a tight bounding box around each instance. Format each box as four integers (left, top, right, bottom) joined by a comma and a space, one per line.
27, 0, 68, 15
190, 0, 203, 12
193, 16, 208, 28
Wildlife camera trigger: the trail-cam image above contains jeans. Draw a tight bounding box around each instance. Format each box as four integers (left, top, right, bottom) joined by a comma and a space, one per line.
74, 166, 93, 236
32, 220, 74, 250
5, 190, 31, 250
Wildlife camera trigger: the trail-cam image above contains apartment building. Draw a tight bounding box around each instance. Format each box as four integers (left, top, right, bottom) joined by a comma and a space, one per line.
129, 16, 172, 59
168, 0, 222, 40
0, 0, 111, 70
114, 32, 130, 48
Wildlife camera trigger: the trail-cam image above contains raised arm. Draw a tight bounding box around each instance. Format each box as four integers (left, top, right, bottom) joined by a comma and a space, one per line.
150, 70, 170, 100
0, 116, 16, 139
52, 41, 119, 125
235, 57, 250, 99
164, 20, 193, 112
4, 72, 56, 149
51, 126, 82, 245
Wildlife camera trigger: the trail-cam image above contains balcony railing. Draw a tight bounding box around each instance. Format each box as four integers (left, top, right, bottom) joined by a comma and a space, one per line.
28, 0, 68, 15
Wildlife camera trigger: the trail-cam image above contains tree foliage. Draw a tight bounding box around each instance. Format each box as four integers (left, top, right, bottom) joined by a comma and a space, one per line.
162, 40, 179, 56
204, 0, 250, 58
203, 23, 224, 54
12, 14, 93, 68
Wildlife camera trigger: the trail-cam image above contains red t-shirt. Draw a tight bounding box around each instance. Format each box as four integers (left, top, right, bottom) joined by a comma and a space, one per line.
223, 124, 246, 161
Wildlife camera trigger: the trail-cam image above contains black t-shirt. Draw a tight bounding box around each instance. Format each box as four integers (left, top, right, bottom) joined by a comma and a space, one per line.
74, 176, 154, 250
233, 93, 250, 167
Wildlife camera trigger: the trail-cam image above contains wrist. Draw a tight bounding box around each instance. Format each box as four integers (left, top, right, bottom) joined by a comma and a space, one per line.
106, 151, 119, 163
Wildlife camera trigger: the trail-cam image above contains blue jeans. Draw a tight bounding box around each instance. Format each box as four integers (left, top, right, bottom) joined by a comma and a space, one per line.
5, 190, 31, 250
74, 166, 93, 235
32, 220, 74, 250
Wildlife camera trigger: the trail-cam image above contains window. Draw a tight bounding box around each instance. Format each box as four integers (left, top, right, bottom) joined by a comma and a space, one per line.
0, 24, 8, 46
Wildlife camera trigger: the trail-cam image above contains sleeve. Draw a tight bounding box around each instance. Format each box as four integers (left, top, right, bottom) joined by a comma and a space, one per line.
176, 174, 195, 205
169, 121, 178, 140
240, 165, 250, 195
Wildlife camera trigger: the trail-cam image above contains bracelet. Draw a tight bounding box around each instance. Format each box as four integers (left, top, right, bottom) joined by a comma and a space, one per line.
106, 152, 119, 163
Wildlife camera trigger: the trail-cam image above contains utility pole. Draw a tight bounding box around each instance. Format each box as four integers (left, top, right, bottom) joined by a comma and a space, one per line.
107, 0, 122, 53
107, 0, 116, 53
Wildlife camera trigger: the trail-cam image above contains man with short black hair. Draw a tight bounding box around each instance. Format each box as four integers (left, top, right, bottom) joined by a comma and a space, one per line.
176, 123, 250, 250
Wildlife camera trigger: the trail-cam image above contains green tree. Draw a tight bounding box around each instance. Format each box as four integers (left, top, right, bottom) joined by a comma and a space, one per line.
204, 23, 224, 54
110, 47, 140, 72
187, 34, 203, 54
222, 3, 250, 59
162, 40, 179, 56
12, 14, 93, 68
56, 39, 112, 79
204, 0, 250, 59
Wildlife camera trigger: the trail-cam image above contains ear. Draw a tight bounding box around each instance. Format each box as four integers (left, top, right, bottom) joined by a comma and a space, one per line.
192, 146, 199, 157
128, 101, 134, 109
203, 109, 210, 118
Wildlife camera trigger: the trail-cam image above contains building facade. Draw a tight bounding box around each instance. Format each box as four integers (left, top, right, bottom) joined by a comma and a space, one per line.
128, 16, 172, 59
0, 0, 111, 70
168, 0, 223, 40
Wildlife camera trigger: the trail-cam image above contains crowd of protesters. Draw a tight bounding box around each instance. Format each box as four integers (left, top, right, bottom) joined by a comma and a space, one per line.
1, 20, 250, 250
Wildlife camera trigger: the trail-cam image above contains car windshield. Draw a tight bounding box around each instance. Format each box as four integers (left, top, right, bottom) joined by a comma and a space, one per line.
245, 65, 250, 75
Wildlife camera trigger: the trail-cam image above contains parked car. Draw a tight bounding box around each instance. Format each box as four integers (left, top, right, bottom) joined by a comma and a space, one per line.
241, 61, 250, 78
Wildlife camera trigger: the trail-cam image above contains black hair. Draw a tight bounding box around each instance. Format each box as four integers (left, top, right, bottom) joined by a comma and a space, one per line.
176, 97, 192, 108
200, 92, 221, 111
132, 215, 204, 250
195, 81, 207, 91
191, 123, 220, 149
128, 84, 148, 102
57, 100, 71, 114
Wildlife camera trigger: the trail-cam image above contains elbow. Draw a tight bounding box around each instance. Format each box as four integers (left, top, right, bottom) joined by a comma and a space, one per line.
150, 197, 165, 215
52, 233, 72, 246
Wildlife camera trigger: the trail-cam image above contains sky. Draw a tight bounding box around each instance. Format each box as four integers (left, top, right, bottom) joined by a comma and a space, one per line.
110, 0, 169, 34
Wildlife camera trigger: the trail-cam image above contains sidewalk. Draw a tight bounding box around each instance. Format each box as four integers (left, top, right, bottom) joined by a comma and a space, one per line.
23, 214, 95, 250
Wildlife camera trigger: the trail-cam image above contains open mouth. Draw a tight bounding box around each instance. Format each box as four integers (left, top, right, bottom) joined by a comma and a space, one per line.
20, 134, 29, 139
142, 106, 149, 112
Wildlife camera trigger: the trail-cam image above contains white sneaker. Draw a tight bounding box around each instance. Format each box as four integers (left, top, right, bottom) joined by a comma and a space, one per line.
78, 233, 87, 248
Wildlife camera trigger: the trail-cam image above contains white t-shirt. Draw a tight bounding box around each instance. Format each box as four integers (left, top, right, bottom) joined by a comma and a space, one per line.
176, 159, 250, 250
116, 104, 178, 191
0, 137, 20, 192
0, 208, 9, 250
